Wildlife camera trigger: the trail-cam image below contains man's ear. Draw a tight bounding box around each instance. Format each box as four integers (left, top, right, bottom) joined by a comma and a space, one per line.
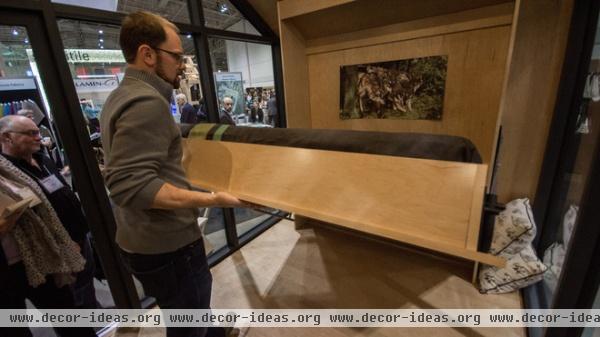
1, 132, 12, 144
137, 44, 156, 66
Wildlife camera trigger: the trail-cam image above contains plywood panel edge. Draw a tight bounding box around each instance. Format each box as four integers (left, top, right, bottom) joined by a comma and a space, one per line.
194, 185, 505, 267
466, 164, 489, 252
495, 0, 574, 203
278, 2, 312, 128
488, 0, 521, 192
305, 2, 514, 55
279, 0, 355, 20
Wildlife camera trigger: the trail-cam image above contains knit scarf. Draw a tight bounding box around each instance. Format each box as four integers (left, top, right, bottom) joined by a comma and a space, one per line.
0, 155, 85, 287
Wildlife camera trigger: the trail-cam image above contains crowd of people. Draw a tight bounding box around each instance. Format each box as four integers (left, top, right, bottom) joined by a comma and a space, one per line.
190, 89, 278, 127
244, 89, 277, 126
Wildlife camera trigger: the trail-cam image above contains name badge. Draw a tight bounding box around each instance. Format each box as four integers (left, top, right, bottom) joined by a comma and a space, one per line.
40, 174, 64, 194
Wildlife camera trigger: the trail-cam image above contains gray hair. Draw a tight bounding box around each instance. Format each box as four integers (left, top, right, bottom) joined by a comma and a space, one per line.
175, 93, 187, 102
0, 115, 19, 134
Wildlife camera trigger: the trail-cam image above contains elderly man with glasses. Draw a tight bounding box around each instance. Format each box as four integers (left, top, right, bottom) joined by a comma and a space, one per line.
0, 115, 99, 336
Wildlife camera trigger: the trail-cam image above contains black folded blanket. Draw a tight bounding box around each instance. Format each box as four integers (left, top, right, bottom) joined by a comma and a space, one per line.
182, 123, 482, 164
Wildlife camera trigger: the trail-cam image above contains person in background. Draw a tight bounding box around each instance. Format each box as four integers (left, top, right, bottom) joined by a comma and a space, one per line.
0, 120, 96, 337
80, 101, 101, 134
197, 97, 208, 122
0, 115, 99, 311
250, 101, 264, 124
100, 11, 247, 337
219, 96, 235, 125
17, 109, 53, 151
176, 93, 197, 124
267, 91, 278, 127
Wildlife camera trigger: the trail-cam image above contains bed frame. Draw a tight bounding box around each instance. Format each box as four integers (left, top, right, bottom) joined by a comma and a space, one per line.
182, 139, 504, 268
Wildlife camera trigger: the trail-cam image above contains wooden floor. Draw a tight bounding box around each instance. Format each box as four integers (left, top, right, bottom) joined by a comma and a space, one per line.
107, 220, 525, 337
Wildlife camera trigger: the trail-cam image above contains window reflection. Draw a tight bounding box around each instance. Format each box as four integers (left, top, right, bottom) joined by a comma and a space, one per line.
540, 15, 600, 303
52, 0, 191, 24
202, 0, 261, 35
209, 38, 278, 127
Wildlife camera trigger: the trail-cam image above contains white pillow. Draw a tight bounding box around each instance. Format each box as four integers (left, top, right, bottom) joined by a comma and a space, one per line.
489, 198, 536, 258
479, 244, 547, 294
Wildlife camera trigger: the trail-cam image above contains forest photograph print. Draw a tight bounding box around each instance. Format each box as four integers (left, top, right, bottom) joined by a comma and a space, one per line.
340, 55, 448, 120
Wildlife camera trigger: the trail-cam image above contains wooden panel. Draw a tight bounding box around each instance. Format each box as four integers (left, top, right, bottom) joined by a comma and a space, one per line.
278, 12, 311, 128
182, 139, 504, 267
495, 0, 574, 203
247, 0, 280, 36
307, 25, 511, 165
466, 166, 488, 251
278, 0, 355, 20
306, 3, 514, 55
288, 0, 513, 40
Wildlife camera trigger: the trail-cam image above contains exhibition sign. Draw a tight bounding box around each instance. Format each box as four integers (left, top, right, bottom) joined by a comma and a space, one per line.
0, 78, 37, 91
73, 76, 119, 93
26, 49, 125, 64
214, 72, 245, 116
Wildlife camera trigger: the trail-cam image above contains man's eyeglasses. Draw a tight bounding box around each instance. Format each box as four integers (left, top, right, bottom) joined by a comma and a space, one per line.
152, 47, 184, 64
7, 130, 40, 137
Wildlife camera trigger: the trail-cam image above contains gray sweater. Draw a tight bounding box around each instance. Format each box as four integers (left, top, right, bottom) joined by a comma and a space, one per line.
100, 67, 200, 254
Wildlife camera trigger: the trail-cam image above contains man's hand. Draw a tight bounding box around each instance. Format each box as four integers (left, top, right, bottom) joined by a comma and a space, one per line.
152, 183, 252, 209
60, 166, 71, 177
213, 191, 247, 208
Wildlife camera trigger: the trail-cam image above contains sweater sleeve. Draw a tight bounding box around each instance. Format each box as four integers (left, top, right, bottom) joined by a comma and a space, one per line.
104, 96, 175, 209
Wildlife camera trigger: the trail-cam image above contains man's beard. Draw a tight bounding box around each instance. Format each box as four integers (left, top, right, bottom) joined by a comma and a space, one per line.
156, 56, 181, 89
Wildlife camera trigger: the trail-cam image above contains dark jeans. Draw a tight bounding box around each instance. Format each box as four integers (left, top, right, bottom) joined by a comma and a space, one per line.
0, 262, 97, 337
72, 235, 99, 309
120, 239, 225, 337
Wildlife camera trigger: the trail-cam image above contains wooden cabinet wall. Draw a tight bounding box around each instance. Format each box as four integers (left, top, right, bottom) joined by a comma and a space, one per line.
276, 0, 574, 201
494, 0, 574, 203
278, 0, 514, 167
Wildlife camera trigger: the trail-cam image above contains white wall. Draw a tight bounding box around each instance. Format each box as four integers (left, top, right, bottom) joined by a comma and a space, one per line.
52, 0, 117, 11
225, 21, 274, 88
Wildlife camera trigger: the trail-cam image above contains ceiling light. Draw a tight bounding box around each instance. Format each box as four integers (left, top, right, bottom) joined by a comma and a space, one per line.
99, 38, 104, 42
12, 29, 18, 36
187, 34, 192, 39
98, 30, 103, 34
219, 4, 228, 13
24, 39, 29, 44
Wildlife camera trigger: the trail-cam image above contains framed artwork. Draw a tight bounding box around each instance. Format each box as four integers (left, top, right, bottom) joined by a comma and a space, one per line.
340, 55, 448, 120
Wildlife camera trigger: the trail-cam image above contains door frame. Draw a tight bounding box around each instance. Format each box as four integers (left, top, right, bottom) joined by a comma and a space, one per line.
0, 3, 140, 309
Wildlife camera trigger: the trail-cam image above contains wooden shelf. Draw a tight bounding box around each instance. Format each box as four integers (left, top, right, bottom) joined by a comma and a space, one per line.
280, 0, 513, 40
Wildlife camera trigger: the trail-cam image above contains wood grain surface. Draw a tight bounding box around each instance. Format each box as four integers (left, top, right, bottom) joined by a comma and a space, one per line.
182, 139, 504, 267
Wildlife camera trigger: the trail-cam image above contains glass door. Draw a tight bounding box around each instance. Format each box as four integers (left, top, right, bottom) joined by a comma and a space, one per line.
0, 7, 140, 316
538, 12, 600, 304
526, 1, 600, 337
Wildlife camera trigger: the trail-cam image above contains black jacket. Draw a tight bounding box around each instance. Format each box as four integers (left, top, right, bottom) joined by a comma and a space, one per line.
2, 153, 89, 243
179, 103, 197, 124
